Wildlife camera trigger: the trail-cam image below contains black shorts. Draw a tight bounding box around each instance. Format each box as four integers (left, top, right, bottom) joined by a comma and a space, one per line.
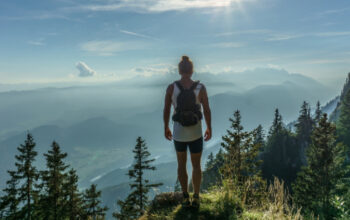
174, 136, 203, 154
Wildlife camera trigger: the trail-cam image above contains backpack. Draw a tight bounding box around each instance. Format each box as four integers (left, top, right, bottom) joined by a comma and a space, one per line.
172, 80, 203, 126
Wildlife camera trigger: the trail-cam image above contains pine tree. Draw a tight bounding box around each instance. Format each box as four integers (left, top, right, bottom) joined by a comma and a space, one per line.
82, 184, 108, 220
294, 101, 315, 169
0, 196, 4, 219
174, 178, 181, 192
295, 101, 314, 143
337, 89, 350, 159
262, 109, 298, 186
268, 108, 283, 137
315, 101, 322, 124
201, 149, 225, 191
220, 110, 266, 205
292, 114, 349, 219
253, 124, 265, 148
113, 137, 162, 219
39, 141, 69, 220
14, 133, 38, 220
0, 171, 20, 219
330, 73, 350, 121
63, 169, 83, 220
0, 197, 4, 219
220, 110, 244, 182
114, 195, 138, 220
340, 72, 350, 100
205, 152, 215, 170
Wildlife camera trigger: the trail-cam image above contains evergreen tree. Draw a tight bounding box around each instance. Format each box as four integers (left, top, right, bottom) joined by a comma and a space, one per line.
295, 101, 314, 144
253, 124, 265, 147
292, 114, 349, 219
0, 198, 4, 219
0, 197, 4, 219
188, 178, 193, 193
330, 73, 350, 121
314, 101, 322, 124
220, 110, 266, 205
39, 141, 69, 220
174, 178, 181, 192
63, 169, 83, 220
205, 152, 215, 170
268, 108, 283, 137
113, 137, 162, 219
14, 133, 38, 220
220, 110, 244, 181
262, 109, 298, 186
0, 171, 20, 219
114, 195, 138, 220
295, 101, 315, 168
337, 89, 350, 158
340, 72, 350, 100
82, 184, 108, 220
201, 149, 225, 191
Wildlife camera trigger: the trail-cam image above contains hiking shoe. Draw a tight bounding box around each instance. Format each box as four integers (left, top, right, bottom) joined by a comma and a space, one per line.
191, 194, 200, 209
181, 192, 191, 208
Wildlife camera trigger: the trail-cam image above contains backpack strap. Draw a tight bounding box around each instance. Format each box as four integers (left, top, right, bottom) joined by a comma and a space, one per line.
175, 80, 200, 91
175, 81, 184, 92
190, 81, 200, 90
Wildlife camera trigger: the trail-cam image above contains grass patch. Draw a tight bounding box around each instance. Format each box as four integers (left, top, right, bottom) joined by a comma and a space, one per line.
143, 191, 242, 220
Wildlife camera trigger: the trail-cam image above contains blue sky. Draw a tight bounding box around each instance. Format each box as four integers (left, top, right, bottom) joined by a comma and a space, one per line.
0, 0, 349, 88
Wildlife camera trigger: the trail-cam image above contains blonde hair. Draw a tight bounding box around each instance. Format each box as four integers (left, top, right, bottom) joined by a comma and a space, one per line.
178, 55, 193, 75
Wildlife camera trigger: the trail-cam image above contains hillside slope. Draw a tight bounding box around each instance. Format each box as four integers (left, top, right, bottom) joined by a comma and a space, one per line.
140, 190, 302, 220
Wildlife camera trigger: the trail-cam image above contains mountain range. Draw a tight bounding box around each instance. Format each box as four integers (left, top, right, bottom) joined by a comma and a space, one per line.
0, 68, 346, 219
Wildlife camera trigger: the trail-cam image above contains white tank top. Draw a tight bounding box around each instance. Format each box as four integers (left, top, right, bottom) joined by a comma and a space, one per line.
171, 81, 203, 142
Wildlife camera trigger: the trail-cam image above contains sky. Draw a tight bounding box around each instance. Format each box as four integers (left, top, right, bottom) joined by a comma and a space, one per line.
0, 0, 350, 88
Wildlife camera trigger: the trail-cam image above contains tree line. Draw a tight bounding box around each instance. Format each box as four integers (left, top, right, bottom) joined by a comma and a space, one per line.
201, 74, 350, 219
0, 134, 108, 220
1, 73, 350, 219
0, 133, 161, 220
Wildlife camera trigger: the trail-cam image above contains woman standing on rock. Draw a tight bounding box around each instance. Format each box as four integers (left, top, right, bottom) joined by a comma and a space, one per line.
163, 55, 212, 209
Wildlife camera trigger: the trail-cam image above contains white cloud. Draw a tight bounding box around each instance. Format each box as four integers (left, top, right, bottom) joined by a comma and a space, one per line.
215, 29, 270, 37
131, 64, 177, 77
28, 38, 46, 46
1, 12, 70, 21
120, 29, 158, 40
76, 61, 96, 77
265, 34, 302, 41
314, 31, 350, 37
318, 7, 350, 16
264, 31, 350, 42
66, 0, 254, 13
80, 40, 146, 56
306, 58, 350, 65
211, 42, 245, 48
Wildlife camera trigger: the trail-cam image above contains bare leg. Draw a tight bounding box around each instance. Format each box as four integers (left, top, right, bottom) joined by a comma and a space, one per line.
190, 152, 202, 195
176, 151, 188, 193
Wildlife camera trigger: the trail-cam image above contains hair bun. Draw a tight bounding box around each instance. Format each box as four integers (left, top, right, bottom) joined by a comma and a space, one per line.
182, 55, 189, 61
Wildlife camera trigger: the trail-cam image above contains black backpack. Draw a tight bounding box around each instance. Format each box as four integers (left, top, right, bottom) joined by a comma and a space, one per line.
172, 80, 203, 126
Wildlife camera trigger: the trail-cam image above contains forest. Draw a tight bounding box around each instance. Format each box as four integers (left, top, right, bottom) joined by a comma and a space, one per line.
1, 73, 350, 220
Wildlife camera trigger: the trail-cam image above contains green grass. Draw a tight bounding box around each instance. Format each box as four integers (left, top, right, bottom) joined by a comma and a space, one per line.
140, 179, 305, 220
141, 192, 243, 220
139, 178, 307, 220
241, 211, 264, 220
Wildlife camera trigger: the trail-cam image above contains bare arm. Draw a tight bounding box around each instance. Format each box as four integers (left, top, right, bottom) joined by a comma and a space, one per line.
200, 84, 212, 141
163, 84, 173, 140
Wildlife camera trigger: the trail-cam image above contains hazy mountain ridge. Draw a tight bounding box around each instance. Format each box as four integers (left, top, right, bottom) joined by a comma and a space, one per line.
0, 70, 348, 219
0, 117, 159, 189
0, 68, 337, 138
0, 69, 342, 218
0, 70, 336, 191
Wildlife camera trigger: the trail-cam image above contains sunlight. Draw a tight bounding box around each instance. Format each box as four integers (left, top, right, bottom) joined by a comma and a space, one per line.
206, 0, 251, 30
148, 0, 248, 12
